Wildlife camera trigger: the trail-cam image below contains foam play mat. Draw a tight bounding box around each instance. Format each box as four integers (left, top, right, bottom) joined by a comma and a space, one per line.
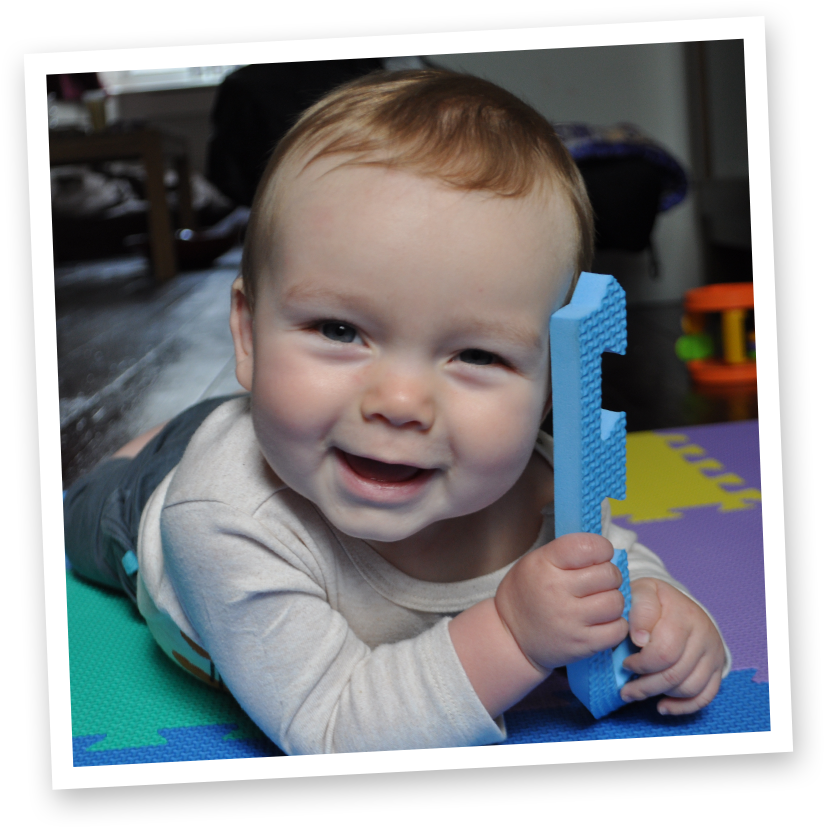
66, 420, 768, 764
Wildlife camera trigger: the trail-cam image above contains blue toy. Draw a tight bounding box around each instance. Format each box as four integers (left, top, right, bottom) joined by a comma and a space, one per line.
550, 272, 636, 719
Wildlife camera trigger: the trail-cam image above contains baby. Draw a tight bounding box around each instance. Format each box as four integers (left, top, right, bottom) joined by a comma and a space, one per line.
63, 69, 729, 754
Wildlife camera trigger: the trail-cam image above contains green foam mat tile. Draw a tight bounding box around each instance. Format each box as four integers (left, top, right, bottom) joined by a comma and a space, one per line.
67, 569, 270, 754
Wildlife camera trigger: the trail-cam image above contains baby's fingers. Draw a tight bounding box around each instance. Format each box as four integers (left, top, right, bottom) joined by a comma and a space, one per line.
621, 649, 717, 705
546, 533, 616, 571
655, 670, 723, 716
627, 578, 662, 648
620, 629, 692, 702
622, 621, 687, 680
569, 561, 624, 600
572, 617, 630, 663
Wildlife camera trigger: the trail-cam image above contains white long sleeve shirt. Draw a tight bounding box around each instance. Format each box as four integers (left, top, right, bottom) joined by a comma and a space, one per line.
136, 396, 729, 755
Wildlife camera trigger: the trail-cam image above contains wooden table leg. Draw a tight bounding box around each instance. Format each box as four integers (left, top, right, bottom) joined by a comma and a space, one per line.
142, 132, 177, 283
174, 152, 198, 231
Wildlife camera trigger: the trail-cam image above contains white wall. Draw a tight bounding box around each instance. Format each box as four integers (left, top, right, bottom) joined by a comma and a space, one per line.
429, 44, 703, 303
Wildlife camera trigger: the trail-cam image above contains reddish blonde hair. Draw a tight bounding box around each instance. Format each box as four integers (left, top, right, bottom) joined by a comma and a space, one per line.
241, 68, 593, 307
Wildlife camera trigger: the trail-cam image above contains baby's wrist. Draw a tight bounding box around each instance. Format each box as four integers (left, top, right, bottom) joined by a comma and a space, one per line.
449, 599, 549, 718
491, 595, 550, 679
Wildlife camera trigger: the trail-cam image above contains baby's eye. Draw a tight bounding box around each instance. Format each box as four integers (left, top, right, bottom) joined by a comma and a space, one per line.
319, 321, 359, 343
457, 348, 499, 366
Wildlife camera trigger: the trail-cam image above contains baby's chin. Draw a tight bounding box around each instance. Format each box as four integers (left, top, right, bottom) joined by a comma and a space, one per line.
323, 507, 437, 543
319, 493, 499, 544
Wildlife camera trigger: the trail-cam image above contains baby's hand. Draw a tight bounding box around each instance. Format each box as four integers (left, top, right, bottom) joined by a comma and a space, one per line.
495, 533, 628, 674
620, 578, 726, 715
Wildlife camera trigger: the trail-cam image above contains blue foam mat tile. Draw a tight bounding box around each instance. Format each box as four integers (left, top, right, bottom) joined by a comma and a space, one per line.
73, 724, 286, 766
551, 273, 632, 717
502, 669, 769, 744
72, 671, 768, 764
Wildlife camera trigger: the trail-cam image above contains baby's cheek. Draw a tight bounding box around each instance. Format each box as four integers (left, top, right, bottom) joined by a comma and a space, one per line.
453, 390, 541, 478
253, 352, 348, 438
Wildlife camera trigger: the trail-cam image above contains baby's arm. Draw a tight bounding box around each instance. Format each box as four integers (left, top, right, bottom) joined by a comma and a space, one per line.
161, 499, 507, 754
449, 531, 628, 718
450, 518, 730, 720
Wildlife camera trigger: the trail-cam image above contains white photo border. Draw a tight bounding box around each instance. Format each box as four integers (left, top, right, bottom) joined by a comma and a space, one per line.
25, 15, 789, 791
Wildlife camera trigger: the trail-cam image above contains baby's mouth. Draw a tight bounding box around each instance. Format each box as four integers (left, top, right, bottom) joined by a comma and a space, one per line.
339, 451, 427, 484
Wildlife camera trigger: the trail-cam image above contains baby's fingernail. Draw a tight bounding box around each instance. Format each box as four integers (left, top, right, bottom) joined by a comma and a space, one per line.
632, 630, 650, 647
658, 706, 669, 715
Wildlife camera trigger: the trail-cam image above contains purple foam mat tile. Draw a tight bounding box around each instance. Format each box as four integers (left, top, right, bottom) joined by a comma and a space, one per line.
614, 503, 767, 682
657, 420, 761, 491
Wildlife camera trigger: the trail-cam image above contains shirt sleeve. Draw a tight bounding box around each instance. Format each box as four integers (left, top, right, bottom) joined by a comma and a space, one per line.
601, 500, 733, 677
160, 500, 505, 755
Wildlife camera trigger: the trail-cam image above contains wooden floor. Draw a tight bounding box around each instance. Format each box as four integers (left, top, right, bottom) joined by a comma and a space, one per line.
57, 249, 244, 488
56, 250, 757, 489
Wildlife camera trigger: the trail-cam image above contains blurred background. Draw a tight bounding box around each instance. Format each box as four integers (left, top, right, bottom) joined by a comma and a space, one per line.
49, 42, 754, 489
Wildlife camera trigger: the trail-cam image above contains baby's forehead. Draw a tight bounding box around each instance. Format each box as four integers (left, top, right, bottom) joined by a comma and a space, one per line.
258, 161, 577, 320
281, 158, 576, 250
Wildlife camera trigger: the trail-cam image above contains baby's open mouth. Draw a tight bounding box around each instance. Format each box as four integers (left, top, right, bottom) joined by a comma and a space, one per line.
339, 451, 427, 484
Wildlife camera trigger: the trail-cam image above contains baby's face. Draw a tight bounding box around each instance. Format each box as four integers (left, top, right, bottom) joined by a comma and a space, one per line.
231, 161, 576, 542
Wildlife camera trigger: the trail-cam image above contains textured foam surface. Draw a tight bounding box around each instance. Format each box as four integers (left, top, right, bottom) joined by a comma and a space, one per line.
550, 273, 631, 718
504, 668, 769, 744
611, 431, 760, 523
613, 421, 767, 682
551, 273, 627, 536
73, 725, 283, 766
67, 568, 285, 759
668, 420, 762, 491
66, 417, 768, 763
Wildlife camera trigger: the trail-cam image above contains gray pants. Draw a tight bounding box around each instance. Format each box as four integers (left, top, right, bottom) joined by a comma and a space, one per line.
63, 395, 243, 603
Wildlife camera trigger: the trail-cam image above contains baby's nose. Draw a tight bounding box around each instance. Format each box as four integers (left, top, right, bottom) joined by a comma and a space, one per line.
360, 364, 435, 431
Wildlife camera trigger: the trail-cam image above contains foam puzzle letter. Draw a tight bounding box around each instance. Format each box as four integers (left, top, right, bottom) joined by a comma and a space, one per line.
550, 272, 635, 719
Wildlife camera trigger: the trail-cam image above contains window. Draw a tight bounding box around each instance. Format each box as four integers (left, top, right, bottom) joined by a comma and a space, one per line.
98, 66, 242, 95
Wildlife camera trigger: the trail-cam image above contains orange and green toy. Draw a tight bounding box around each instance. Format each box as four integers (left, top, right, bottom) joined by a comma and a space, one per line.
675, 282, 756, 388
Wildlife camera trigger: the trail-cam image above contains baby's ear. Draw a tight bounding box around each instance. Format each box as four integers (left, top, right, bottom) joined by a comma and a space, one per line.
230, 277, 254, 391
